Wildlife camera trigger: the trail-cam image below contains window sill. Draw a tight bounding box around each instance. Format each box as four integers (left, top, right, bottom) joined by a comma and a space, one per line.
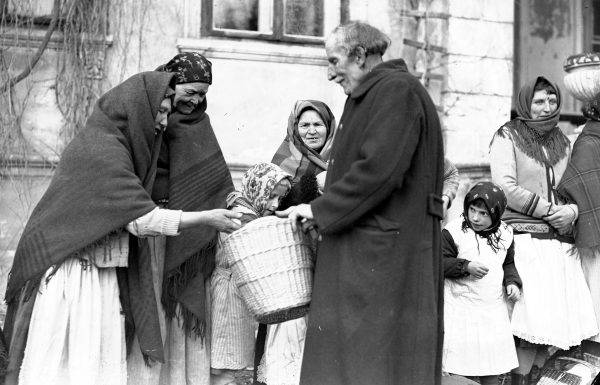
0, 27, 113, 49
176, 37, 328, 66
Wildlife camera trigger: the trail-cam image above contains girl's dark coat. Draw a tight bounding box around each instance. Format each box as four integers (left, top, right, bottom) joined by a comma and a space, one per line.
300, 59, 444, 385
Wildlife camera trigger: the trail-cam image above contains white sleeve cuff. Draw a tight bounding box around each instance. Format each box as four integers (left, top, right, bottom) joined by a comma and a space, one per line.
161, 209, 183, 236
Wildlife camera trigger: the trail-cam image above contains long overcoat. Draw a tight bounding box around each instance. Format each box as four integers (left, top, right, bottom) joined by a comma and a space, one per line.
300, 59, 444, 385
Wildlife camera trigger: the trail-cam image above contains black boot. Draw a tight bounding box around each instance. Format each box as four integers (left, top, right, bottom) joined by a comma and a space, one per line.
511, 372, 530, 385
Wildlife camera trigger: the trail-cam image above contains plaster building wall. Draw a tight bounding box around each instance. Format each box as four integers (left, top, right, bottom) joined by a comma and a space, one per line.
0, 0, 521, 318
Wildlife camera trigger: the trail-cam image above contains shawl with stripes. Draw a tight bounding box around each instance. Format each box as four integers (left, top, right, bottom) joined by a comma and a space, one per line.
557, 120, 600, 251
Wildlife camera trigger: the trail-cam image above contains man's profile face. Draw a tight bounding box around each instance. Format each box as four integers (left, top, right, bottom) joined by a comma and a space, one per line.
325, 39, 364, 95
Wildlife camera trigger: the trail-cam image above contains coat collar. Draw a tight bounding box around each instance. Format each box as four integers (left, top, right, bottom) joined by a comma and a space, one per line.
583, 120, 600, 139
350, 59, 409, 99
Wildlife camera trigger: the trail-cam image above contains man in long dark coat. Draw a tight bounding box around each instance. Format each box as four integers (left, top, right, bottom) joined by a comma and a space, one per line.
279, 21, 444, 385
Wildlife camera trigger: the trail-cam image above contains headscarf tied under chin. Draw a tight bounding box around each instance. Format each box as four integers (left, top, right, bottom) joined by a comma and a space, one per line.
226, 163, 291, 219
494, 76, 570, 166
462, 181, 508, 252
160, 52, 212, 85
272, 100, 337, 181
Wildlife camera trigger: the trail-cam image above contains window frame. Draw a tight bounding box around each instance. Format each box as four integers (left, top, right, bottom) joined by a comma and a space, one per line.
201, 0, 348, 45
583, 0, 600, 51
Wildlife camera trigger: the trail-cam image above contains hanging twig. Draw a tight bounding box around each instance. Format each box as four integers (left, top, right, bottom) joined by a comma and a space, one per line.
0, 0, 61, 93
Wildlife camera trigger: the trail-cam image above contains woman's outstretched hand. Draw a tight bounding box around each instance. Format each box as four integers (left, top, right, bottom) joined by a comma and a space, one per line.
180, 209, 242, 233
276, 204, 313, 230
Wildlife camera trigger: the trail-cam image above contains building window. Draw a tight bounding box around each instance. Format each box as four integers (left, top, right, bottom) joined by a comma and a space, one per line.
584, 0, 600, 51
201, 0, 348, 44
3, 0, 60, 28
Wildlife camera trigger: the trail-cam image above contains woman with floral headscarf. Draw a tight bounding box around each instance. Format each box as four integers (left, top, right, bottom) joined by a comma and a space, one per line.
490, 76, 597, 384
442, 181, 521, 385
210, 163, 291, 385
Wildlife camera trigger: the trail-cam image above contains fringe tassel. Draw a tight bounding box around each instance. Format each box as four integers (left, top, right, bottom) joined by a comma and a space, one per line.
161, 237, 217, 339
498, 121, 570, 166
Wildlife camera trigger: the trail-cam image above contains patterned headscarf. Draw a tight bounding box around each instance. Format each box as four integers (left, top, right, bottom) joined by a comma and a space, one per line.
462, 181, 508, 251
272, 100, 337, 181
232, 163, 292, 217
161, 52, 212, 85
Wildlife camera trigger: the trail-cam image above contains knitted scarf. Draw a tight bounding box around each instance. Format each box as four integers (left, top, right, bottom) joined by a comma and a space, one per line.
271, 100, 337, 181
557, 120, 600, 251
5, 72, 174, 363
497, 76, 570, 166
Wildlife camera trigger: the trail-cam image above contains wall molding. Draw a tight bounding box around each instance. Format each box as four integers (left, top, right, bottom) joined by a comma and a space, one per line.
177, 37, 328, 66
0, 27, 113, 50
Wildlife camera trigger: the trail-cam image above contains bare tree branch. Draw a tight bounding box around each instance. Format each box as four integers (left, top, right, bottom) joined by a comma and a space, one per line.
0, 0, 61, 94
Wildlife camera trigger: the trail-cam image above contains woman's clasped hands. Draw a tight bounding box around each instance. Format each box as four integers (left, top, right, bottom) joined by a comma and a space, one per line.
544, 204, 576, 234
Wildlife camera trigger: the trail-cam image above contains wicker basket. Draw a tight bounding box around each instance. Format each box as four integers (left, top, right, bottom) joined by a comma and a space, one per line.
221, 216, 315, 324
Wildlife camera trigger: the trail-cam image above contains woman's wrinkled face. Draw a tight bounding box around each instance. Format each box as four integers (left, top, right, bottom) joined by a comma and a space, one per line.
154, 97, 172, 131
325, 39, 366, 95
530, 90, 558, 119
468, 201, 492, 232
173, 82, 210, 114
262, 179, 291, 216
298, 109, 327, 151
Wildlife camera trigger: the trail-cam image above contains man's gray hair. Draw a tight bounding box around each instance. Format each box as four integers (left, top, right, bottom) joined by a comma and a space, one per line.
328, 21, 391, 57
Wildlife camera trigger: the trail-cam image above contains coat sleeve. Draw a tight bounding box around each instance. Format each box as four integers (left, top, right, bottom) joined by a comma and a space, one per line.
442, 157, 460, 205
311, 79, 424, 234
502, 240, 522, 288
442, 229, 470, 278
489, 128, 552, 218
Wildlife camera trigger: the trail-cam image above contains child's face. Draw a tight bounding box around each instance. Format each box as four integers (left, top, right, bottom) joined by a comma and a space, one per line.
262, 179, 291, 216
467, 201, 492, 232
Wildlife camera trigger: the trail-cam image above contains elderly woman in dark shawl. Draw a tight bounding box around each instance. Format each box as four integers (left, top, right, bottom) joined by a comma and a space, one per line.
557, 99, 600, 357
124, 53, 237, 385
490, 76, 597, 384
2, 70, 240, 385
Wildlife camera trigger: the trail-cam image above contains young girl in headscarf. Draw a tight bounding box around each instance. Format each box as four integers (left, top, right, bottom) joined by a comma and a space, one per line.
442, 181, 521, 385
210, 163, 291, 385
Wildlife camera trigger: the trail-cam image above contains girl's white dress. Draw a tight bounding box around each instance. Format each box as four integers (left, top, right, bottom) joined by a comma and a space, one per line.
256, 317, 307, 385
442, 219, 518, 376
